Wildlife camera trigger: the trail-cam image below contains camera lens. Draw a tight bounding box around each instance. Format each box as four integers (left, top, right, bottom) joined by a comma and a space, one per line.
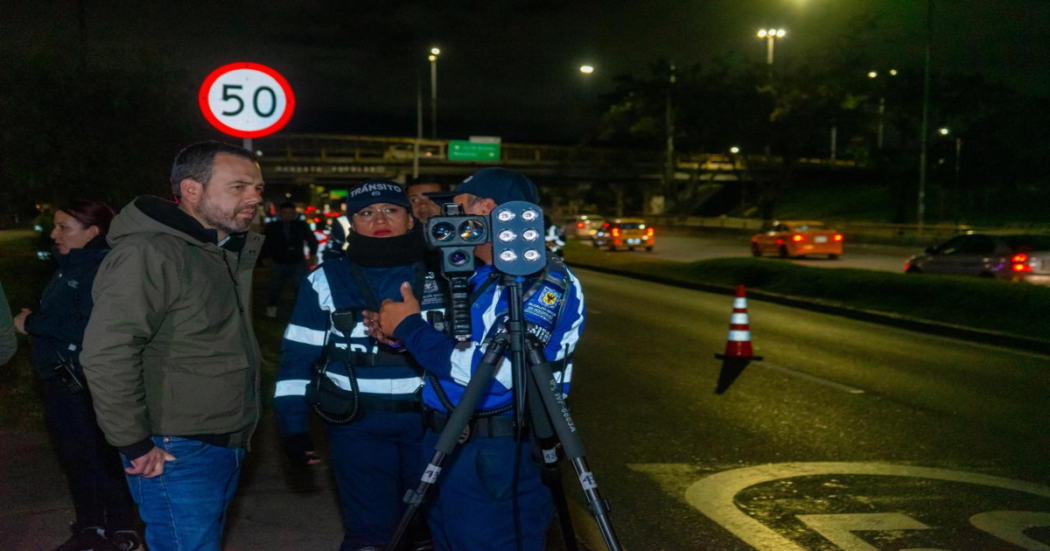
449, 250, 469, 266
459, 219, 486, 243
431, 222, 456, 242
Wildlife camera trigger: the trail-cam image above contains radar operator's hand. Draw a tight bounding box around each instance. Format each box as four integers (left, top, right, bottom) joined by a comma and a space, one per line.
377, 282, 421, 336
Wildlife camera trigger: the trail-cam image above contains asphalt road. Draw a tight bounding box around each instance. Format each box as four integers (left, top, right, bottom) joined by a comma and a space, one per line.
564, 267, 1050, 550
583, 234, 916, 273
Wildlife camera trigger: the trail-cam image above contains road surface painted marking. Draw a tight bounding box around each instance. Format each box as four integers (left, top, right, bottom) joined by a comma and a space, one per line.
970, 511, 1050, 551
797, 513, 932, 551
760, 362, 866, 394
685, 462, 1050, 551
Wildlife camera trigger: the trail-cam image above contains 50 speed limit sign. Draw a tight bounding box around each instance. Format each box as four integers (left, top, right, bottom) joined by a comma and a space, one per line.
199, 62, 295, 138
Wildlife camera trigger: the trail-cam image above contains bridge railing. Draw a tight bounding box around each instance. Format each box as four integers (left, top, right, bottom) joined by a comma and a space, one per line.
256, 134, 856, 173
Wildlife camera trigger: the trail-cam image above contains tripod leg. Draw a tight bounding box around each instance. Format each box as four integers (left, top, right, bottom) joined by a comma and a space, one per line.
385, 337, 509, 551
527, 375, 579, 551
526, 344, 622, 551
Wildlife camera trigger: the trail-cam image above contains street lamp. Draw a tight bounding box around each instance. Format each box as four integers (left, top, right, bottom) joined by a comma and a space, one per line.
579, 65, 594, 75
429, 46, 441, 139
868, 68, 898, 150
757, 28, 786, 65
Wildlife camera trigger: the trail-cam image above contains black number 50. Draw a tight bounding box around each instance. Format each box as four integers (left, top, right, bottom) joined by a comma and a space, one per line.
221, 84, 278, 117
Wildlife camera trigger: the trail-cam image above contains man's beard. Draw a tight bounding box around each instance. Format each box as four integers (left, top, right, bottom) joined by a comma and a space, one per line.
199, 194, 253, 235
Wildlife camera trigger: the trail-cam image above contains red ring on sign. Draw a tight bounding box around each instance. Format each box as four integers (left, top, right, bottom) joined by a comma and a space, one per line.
198, 62, 296, 139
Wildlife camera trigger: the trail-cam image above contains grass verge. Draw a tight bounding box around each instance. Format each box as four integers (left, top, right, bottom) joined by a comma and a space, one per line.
563, 240, 1050, 341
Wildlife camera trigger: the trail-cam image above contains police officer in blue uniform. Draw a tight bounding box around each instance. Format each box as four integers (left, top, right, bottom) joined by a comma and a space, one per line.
374, 168, 586, 551
274, 180, 444, 551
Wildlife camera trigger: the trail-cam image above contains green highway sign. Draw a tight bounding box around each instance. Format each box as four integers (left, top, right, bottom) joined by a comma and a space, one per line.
448, 140, 501, 162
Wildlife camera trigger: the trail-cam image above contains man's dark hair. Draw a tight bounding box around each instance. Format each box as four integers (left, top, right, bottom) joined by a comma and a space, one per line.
170, 141, 256, 198
407, 176, 447, 192
278, 200, 296, 210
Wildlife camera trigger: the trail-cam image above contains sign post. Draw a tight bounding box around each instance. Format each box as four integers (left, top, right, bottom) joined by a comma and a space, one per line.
199, 62, 295, 151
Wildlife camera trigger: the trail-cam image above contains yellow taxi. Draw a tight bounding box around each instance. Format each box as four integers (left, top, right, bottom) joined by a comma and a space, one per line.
751, 220, 843, 259
592, 218, 655, 252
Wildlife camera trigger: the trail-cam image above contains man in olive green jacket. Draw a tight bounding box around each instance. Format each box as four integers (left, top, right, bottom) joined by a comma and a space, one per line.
82, 141, 265, 551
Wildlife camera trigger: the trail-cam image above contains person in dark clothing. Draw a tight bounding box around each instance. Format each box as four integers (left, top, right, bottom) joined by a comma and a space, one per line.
13, 200, 140, 551
275, 180, 443, 551
263, 201, 318, 318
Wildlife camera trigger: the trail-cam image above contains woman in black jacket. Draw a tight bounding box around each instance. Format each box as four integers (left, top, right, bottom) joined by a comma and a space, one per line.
14, 200, 139, 551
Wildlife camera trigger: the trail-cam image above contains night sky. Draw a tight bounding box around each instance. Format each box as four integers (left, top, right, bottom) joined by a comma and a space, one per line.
6, 0, 1049, 143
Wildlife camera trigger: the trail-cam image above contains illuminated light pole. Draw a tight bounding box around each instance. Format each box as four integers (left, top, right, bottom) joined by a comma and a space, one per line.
935, 127, 962, 226
868, 68, 898, 150
757, 28, 786, 65
918, 0, 934, 234
757, 28, 786, 158
579, 65, 594, 75
429, 47, 440, 139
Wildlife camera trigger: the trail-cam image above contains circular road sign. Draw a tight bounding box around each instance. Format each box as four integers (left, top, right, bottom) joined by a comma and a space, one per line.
199, 62, 295, 138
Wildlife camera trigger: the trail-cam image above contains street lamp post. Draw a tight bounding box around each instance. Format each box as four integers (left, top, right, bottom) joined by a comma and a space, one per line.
429, 47, 440, 139
939, 127, 962, 227
664, 62, 676, 214
868, 69, 898, 150
757, 28, 786, 65
918, 0, 934, 234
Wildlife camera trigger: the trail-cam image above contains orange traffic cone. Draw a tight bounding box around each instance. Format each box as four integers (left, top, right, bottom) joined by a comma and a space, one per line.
715, 285, 762, 361
714, 285, 762, 394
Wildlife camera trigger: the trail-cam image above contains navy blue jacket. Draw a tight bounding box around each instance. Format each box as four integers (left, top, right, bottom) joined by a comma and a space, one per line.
274, 258, 445, 438
24, 236, 109, 379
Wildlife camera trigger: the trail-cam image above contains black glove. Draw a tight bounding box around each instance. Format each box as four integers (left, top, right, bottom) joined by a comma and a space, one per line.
282, 433, 320, 467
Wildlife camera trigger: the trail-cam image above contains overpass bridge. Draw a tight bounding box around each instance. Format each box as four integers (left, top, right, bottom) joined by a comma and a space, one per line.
254, 134, 857, 187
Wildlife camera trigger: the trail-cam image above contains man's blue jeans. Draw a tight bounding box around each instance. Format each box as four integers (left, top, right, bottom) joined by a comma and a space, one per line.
122, 436, 244, 551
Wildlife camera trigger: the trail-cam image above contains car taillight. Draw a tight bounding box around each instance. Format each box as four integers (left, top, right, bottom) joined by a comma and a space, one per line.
576, 222, 585, 228
646, 227, 654, 237
792, 234, 805, 243
611, 228, 621, 238
1012, 253, 1032, 272
776, 239, 784, 245
833, 234, 843, 242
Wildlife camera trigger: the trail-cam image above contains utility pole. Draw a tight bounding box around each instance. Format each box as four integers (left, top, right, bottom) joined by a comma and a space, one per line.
954, 137, 962, 228
429, 48, 440, 139
917, 0, 934, 234
664, 62, 676, 214
413, 71, 422, 179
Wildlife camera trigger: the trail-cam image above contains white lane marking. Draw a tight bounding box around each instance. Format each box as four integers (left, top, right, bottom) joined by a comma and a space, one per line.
760, 362, 866, 394
797, 513, 931, 551
970, 511, 1050, 551
684, 462, 1050, 551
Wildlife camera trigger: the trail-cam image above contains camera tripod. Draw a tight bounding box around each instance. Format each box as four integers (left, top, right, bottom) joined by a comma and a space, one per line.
386, 275, 621, 551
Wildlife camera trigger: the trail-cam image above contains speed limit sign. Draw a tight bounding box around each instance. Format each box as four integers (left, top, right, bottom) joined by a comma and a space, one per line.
198, 62, 295, 138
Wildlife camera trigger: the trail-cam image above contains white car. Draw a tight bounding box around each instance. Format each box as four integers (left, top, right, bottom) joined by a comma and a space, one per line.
563, 214, 606, 239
